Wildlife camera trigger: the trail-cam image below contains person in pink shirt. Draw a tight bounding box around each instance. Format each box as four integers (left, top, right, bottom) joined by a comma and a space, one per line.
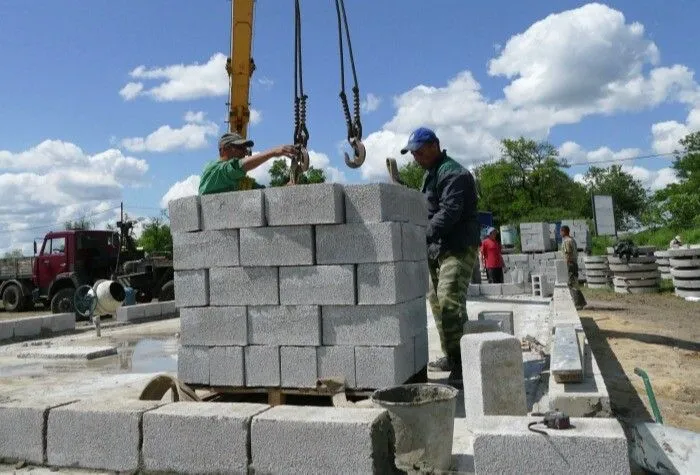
481, 227, 504, 283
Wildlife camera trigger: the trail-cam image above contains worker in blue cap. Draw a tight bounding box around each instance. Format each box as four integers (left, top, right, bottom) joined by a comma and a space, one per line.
400, 127, 480, 388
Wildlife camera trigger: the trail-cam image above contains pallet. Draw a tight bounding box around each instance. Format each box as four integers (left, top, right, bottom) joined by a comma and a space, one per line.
191, 367, 428, 407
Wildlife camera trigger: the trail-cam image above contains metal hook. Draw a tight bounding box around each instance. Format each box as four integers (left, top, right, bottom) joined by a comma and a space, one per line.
344, 137, 365, 169
298, 145, 310, 172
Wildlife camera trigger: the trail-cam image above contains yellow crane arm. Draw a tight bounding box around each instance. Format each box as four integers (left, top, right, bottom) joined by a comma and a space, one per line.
226, 0, 256, 138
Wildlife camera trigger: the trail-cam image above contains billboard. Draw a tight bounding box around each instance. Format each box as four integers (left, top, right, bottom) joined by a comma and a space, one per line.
592, 195, 616, 236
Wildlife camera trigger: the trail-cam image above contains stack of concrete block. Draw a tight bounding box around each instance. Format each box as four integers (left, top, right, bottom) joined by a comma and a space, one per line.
583, 255, 611, 289
668, 245, 700, 299
520, 222, 556, 252
654, 250, 672, 280
608, 254, 660, 294
0, 313, 74, 343
169, 183, 429, 390
561, 219, 590, 251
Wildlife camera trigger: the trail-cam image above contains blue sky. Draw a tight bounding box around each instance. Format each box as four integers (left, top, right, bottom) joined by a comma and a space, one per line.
0, 1, 699, 252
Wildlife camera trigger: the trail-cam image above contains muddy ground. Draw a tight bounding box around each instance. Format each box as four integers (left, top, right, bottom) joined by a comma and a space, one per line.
580, 287, 700, 433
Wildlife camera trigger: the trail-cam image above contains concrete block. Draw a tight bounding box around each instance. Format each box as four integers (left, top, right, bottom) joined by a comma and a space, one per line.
467, 283, 480, 297
501, 283, 524, 296
116, 304, 145, 322
280, 346, 318, 388
173, 229, 240, 270
200, 189, 265, 229
464, 320, 501, 334
551, 324, 583, 383
402, 223, 427, 261
322, 298, 425, 345
168, 194, 201, 232
181, 306, 247, 346
250, 405, 395, 475
413, 328, 429, 373
460, 332, 527, 426
161, 300, 177, 316
479, 283, 502, 296
344, 182, 428, 226
178, 346, 209, 385
12, 316, 42, 338
317, 346, 357, 388
209, 267, 278, 306
280, 265, 355, 305
209, 346, 246, 386
143, 402, 269, 474
355, 343, 414, 389
0, 320, 12, 341
41, 313, 75, 333
0, 399, 75, 464
248, 305, 321, 346
174, 269, 209, 308
204, 230, 240, 268
17, 346, 117, 360
472, 416, 630, 474
47, 399, 164, 472
555, 259, 569, 286
478, 311, 514, 335
357, 261, 427, 304
240, 225, 314, 266
315, 222, 402, 264
245, 345, 280, 387
264, 183, 344, 225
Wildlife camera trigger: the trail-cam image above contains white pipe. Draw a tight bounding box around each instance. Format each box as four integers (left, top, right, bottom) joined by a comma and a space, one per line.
93, 279, 126, 316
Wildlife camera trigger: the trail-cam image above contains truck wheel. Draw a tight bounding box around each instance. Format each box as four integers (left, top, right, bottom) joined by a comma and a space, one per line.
2, 285, 25, 312
159, 281, 174, 302
51, 288, 75, 314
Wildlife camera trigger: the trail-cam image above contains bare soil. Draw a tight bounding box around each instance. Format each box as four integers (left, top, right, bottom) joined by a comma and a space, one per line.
0, 305, 51, 321
579, 287, 700, 433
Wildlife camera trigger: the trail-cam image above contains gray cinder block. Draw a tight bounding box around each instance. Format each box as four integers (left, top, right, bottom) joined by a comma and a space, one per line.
47, 399, 164, 472
315, 222, 402, 264
551, 324, 583, 383
555, 259, 569, 286
355, 343, 415, 389
245, 345, 281, 387
460, 332, 527, 427
240, 225, 314, 266
357, 261, 427, 304
178, 346, 209, 385
264, 183, 344, 226
478, 311, 514, 335
501, 283, 524, 296
174, 269, 209, 308
280, 346, 318, 388
321, 298, 425, 345
413, 328, 429, 373
200, 189, 265, 229
161, 300, 177, 316
479, 283, 503, 296
0, 399, 75, 464
12, 316, 42, 338
472, 416, 630, 474
464, 320, 502, 334
143, 402, 269, 474
209, 267, 278, 306
250, 406, 396, 475
344, 182, 428, 226
173, 229, 240, 270
0, 320, 12, 341
402, 223, 427, 261
209, 346, 246, 386
168, 195, 201, 232
280, 265, 355, 305
116, 304, 144, 323
317, 346, 356, 388
248, 305, 321, 346
41, 313, 75, 333
181, 306, 247, 346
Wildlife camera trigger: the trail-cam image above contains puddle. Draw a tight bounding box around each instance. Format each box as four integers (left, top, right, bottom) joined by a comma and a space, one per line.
117, 337, 178, 374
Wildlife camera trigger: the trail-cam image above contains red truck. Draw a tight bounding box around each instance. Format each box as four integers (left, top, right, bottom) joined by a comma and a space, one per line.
0, 229, 174, 315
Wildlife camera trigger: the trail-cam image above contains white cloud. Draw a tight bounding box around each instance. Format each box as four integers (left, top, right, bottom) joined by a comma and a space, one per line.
0, 141, 149, 255
651, 106, 700, 154
249, 109, 262, 125
361, 93, 382, 113
257, 77, 274, 89
160, 175, 200, 208
309, 151, 347, 183
558, 141, 641, 165
119, 82, 144, 100
119, 111, 219, 153
622, 165, 679, 191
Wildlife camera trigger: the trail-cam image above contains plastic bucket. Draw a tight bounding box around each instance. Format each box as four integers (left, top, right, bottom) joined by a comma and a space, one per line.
370, 383, 459, 472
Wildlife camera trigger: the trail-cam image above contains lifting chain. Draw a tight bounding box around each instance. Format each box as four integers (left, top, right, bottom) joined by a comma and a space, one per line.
334, 0, 365, 169
291, 0, 310, 185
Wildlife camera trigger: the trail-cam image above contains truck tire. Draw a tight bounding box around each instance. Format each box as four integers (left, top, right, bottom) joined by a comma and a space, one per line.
2, 285, 25, 312
51, 288, 75, 314
159, 281, 174, 302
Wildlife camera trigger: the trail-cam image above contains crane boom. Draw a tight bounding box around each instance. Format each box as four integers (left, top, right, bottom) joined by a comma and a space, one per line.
226, 0, 256, 138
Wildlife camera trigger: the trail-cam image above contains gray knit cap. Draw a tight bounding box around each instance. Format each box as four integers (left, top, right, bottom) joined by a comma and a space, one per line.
219, 132, 254, 149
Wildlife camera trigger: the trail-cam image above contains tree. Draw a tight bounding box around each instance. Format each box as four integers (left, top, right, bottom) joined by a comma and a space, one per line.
137, 218, 172, 255
3, 249, 23, 258
268, 159, 326, 186
64, 216, 93, 230
397, 160, 424, 191
583, 165, 647, 231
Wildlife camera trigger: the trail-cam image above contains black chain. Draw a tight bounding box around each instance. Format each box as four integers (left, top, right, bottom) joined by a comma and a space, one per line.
293, 0, 308, 148
334, 0, 361, 142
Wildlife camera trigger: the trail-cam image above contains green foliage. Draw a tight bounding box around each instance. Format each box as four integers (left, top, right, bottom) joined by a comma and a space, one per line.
397, 160, 424, 190
137, 218, 172, 255
268, 159, 326, 186
64, 216, 93, 230
590, 235, 615, 256
583, 165, 647, 231
3, 249, 23, 258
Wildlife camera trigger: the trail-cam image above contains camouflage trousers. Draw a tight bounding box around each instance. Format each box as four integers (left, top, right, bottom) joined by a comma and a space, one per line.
568, 261, 587, 309
427, 246, 478, 364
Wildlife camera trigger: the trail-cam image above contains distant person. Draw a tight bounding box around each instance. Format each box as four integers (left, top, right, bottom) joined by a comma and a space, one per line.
199, 132, 297, 195
560, 225, 587, 309
669, 235, 683, 249
481, 227, 504, 283
399, 127, 480, 388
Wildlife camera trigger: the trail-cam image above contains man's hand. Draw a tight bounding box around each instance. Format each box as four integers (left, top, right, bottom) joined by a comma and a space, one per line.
269, 145, 297, 159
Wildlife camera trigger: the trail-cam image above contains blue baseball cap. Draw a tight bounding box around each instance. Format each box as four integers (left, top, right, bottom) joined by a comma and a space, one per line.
400, 127, 438, 154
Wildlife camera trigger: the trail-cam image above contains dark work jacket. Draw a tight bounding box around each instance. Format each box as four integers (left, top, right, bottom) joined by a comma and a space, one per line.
421, 151, 480, 260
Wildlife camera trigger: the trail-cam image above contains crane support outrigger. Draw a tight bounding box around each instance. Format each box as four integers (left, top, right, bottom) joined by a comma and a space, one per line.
225, 0, 365, 183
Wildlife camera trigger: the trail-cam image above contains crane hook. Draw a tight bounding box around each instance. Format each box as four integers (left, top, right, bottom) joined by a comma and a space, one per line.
297, 144, 310, 172
344, 136, 365, 169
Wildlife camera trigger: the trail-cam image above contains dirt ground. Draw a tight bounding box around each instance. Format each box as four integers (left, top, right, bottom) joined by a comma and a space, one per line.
0, 305, 51, 321
579, 287, 700, 433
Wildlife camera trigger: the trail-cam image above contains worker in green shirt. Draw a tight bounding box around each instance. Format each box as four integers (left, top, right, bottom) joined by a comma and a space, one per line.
199, 132, 297, 195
